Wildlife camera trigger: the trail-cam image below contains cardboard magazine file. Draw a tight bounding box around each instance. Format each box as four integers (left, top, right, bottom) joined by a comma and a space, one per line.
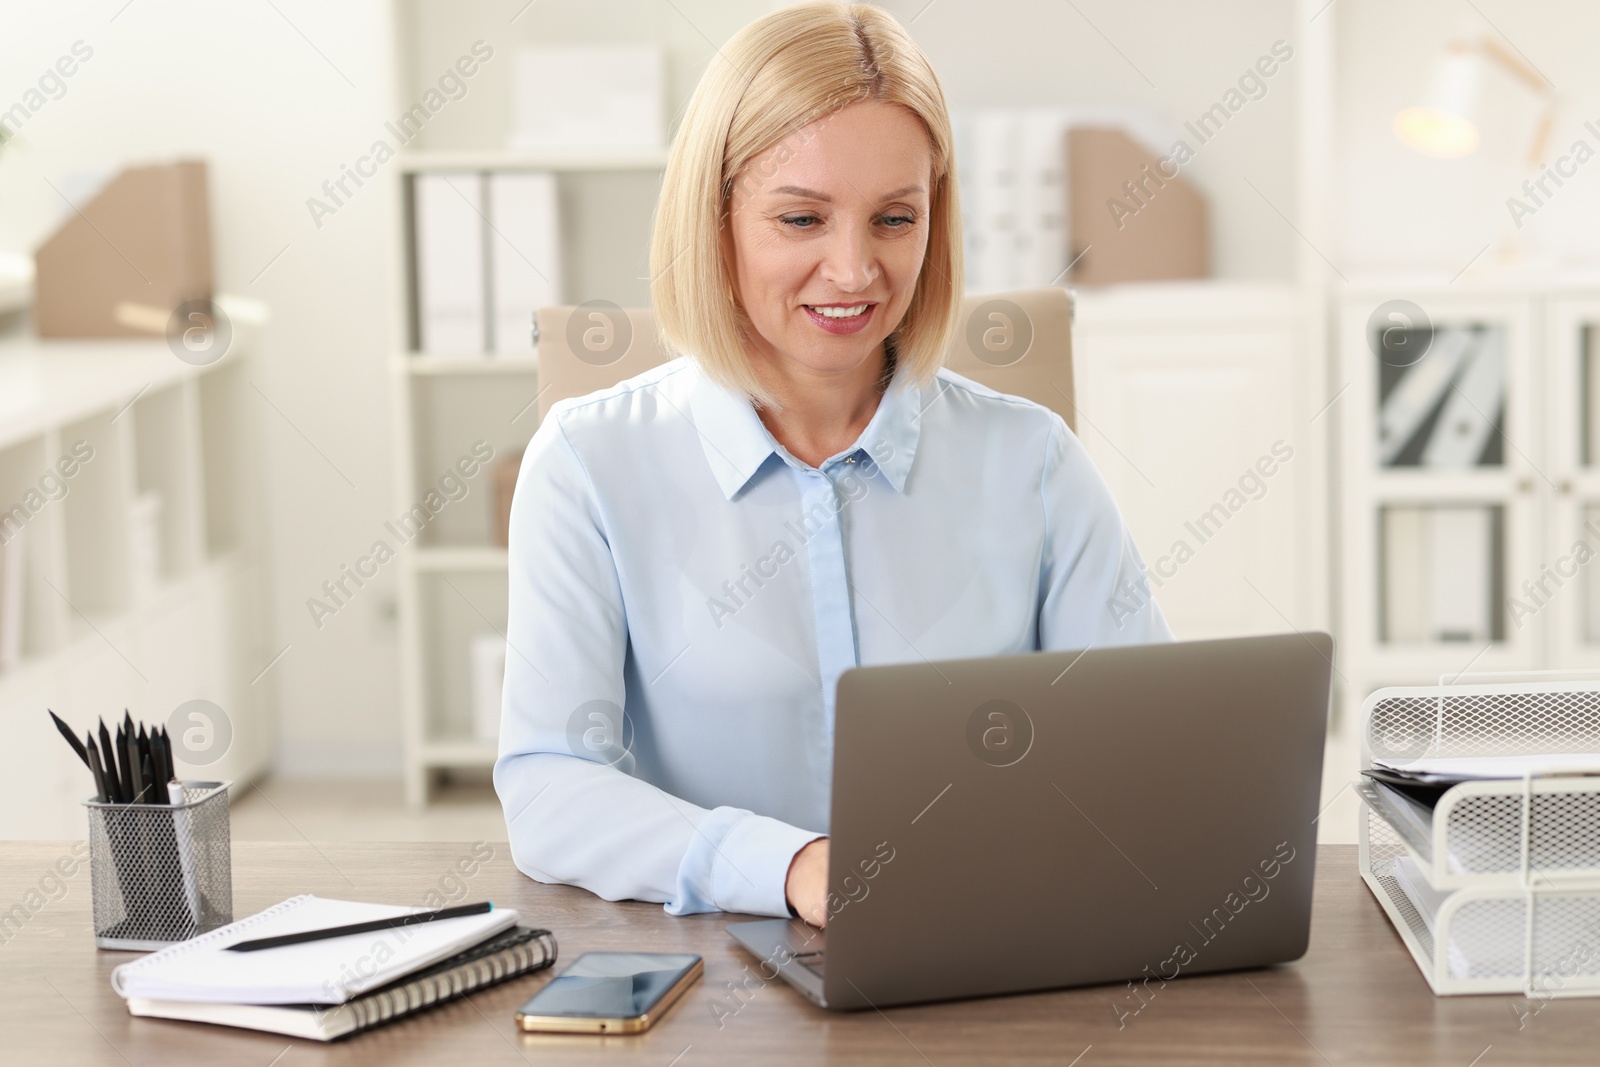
1067, 127, 1208, 285
34, 159, 214, 338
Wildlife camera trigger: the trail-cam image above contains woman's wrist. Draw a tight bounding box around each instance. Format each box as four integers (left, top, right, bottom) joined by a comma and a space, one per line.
784, 837, 830, 926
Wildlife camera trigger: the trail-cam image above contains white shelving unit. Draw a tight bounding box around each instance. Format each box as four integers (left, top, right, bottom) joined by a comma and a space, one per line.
393, 149, 666, 804
1336, 271, 1600, 727
0, 300, 273, 837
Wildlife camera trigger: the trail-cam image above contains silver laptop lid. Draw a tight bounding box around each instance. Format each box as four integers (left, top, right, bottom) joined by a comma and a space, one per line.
822, 632, 1333, 1010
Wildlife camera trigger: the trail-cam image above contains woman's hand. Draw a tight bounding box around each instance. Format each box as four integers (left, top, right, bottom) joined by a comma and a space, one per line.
785, 837, 830, 927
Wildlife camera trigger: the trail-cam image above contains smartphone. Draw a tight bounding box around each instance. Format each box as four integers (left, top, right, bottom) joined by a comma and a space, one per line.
515, 951, 703, 1034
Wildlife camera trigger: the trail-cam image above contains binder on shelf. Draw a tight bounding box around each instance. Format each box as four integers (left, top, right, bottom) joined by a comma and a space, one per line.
1376, 326, 1473, 467
963, 111, 1022, 294
1380, 505, 1497, 644
1585, 328, 1600, 465
488, 172, 561, 355
1016, 111, 1069, 290
1381, 506, 1427, 643
1419, 328, 1505, 468
953, 106, 1208, 292
1429, 507, 1494, 643
409, 169, 563, 357
413, 172, 486, 355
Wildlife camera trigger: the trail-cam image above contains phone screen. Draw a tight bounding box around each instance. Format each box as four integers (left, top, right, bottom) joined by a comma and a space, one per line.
518, 952, 701, 1019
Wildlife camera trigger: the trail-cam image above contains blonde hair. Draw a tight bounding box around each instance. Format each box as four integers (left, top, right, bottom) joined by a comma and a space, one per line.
650, 1, 962, 407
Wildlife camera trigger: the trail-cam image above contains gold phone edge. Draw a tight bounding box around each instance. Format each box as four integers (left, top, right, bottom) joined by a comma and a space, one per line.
515, 957, 704, 1034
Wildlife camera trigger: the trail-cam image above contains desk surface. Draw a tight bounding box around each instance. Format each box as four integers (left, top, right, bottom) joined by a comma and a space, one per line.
2, 841, 1596, 1066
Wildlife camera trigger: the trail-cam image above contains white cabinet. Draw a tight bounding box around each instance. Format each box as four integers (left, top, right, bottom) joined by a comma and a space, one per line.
1074, 282, 1327, 641
1336, 275, 1600, 723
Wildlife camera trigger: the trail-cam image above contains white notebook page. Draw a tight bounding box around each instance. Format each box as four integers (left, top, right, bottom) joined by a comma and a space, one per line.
111, 895, 518, 1005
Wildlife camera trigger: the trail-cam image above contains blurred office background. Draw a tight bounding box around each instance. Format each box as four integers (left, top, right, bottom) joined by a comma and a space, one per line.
2, 0, 1596, 844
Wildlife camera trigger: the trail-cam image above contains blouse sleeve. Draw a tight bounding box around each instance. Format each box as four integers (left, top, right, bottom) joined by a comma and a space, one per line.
1036, 413, 1175, 649
492, 409, 821, 917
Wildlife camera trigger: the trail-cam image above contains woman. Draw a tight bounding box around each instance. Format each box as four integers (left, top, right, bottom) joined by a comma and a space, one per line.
494, 1, 1171, 928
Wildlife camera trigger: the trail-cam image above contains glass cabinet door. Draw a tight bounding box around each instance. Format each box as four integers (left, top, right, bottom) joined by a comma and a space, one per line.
1549, 300, 1600, 669
1342, 288, 1538, 681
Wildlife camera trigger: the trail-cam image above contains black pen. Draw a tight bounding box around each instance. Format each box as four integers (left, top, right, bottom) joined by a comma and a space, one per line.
225, 902, 496, 952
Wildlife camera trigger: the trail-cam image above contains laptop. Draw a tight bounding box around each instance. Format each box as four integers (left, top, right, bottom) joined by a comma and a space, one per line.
727, 632, 1334, 1010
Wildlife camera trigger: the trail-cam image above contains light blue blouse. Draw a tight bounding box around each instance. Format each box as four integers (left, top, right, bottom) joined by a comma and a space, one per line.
494, 354, 1172, 918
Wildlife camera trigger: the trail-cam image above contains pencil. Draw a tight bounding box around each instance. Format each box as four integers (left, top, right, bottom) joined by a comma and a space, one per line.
47, 710, 90, 768
225, 901, 495, 952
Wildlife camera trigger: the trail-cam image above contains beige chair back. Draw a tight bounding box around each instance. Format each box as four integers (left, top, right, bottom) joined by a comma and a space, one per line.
535, 287, 1074, 431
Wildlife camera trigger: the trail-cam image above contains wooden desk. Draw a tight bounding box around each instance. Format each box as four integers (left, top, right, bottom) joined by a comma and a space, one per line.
2, 841, 1596, 1065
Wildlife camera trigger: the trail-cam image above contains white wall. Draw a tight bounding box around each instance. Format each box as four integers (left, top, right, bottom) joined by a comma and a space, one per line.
0, 0, 407, 777
1335, 0, 1600, 273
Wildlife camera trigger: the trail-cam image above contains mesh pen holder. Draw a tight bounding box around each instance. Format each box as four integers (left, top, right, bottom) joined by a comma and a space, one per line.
84, 780, 233, 951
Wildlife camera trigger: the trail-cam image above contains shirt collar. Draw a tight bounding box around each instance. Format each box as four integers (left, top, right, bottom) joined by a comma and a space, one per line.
686, 356, 923, 501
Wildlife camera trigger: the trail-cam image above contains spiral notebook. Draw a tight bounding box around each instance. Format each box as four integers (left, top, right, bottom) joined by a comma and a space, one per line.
111, 894, 520, 1004
127, 925, 558, 1041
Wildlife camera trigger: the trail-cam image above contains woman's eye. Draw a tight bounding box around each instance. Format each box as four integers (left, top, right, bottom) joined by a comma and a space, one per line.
779, 214, 820, 228
880, 214, 916, 228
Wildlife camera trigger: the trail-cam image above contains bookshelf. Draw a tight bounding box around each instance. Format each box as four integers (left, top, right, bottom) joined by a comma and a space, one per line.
1336, 272, 1600, 727
0, 300, 273, 837
392, 151, 665, 804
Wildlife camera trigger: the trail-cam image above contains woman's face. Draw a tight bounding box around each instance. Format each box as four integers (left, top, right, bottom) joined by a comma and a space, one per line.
725, 99, 933, 382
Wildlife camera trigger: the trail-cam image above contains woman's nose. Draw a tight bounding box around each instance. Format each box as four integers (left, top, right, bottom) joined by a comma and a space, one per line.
818, 224, 878, 292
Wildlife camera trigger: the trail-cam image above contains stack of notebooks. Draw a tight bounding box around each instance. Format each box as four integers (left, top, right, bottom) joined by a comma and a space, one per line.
112, 895, 557, 1041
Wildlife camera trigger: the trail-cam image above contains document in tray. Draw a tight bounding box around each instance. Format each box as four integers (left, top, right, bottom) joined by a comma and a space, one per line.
1374, 753, 1600, 783
1361, 768, 1450, 809
110, 895, 518, 1005
1394, 854, 1541, 981
1364, 780, 1436, 849
1390, 855, 1448, 936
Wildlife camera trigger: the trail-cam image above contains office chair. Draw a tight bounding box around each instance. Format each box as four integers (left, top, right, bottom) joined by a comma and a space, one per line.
534, 286, 1076, 431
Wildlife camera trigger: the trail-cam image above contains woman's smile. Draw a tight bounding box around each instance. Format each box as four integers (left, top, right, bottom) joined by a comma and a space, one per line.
802, 301, 876, 335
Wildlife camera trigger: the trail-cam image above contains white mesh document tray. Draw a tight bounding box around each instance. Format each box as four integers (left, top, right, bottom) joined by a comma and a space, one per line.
1358, 677, 1600, 996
